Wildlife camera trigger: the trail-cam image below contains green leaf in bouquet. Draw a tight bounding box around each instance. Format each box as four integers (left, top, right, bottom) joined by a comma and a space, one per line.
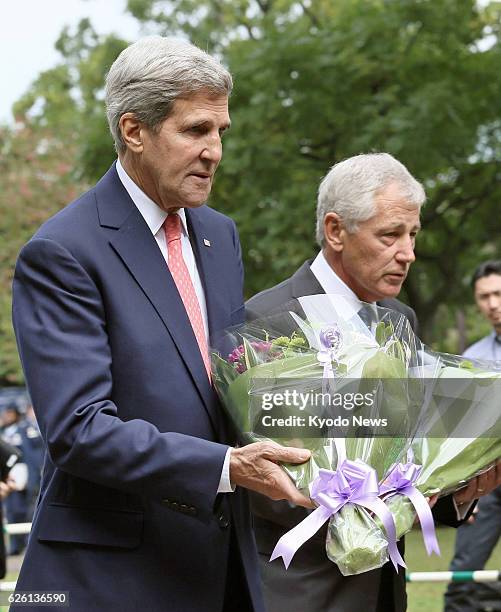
326, 504, 389, 575
416, 437, 501, 496
345, 437, 407, 482
220, 353, 323, 435
271, 336, 289, 347
282, 442, 332, 494
288, 334, 308, 350
375, 321, 395, 347
242, 336, 260, 370
361, 349, 407, 379
385, 339, 408, 364
211, 352, 239, 389
385, 436, 501, 545
382, 495, 416, 540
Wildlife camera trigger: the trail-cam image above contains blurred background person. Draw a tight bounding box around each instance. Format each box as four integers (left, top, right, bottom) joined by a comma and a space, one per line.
0, 437, 22, 577
0, 478, 15, 577
0, 402, 28, 555
19, 404, 43, 520
444, 259, 501, 612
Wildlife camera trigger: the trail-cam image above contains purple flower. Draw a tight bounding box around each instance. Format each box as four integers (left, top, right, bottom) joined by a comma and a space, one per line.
320, 326, 343, 354
228, 345, 245, 363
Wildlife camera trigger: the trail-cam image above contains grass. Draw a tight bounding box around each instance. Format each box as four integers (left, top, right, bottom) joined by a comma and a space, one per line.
407, 525, 501, 612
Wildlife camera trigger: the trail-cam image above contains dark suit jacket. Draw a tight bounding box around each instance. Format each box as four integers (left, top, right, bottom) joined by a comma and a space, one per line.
246, 260, 467, 612
12, 164, 263, 612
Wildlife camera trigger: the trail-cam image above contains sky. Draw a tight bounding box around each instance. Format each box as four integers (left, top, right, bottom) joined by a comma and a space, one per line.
0, 1, 494, 125
0, 0, 144, 124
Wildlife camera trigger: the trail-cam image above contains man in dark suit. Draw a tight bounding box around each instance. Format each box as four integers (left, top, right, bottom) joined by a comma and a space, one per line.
11, 36, 311, 611
246, 153, 501, 612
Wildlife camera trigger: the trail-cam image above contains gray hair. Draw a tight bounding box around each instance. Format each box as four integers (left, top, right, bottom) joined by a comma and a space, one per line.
105, 36, 233, 154
315, 153, 426, 246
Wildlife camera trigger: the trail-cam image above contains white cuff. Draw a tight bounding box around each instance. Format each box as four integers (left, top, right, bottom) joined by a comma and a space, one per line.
453, 497, 473, 521
217, 447, 236, 493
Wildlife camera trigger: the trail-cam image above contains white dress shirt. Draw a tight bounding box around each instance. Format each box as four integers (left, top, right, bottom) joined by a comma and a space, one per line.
310, 251, 361, 302
116, 159, 233, 493
463, 331, 501, 363
310, 251, 379, 323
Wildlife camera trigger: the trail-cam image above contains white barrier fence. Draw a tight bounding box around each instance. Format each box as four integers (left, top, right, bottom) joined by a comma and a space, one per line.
407, 570, 501, 583
4, 523, 31, 536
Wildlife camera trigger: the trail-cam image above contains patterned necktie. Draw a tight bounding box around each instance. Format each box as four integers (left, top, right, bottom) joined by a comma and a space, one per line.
164, 214, 211, 379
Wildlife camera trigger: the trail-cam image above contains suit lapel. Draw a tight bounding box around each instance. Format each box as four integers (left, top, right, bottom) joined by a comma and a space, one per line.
290, 260, 325, 298
95, 165, 219, 431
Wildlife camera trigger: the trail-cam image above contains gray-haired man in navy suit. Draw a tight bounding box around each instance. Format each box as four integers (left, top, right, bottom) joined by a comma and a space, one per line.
11, 36, 311, 612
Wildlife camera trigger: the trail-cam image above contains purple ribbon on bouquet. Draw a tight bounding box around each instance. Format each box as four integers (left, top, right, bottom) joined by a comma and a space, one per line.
380, 462, 440, 556
269, 460, 406, 571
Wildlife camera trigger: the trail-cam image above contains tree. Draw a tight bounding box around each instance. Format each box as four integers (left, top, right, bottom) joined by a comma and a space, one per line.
12, 19, 128, 182
0, 21, 128, 383
3, 0, 501, 358
127, 0, 501, 341
0, 122, 87, 383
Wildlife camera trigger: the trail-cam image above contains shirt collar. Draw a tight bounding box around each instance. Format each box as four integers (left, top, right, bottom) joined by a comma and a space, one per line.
490, 330, 501, 344
116, 158, 188, 237
310, 251, 366, 303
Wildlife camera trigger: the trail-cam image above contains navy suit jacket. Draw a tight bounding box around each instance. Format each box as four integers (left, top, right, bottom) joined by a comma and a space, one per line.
12, 164, 263, 611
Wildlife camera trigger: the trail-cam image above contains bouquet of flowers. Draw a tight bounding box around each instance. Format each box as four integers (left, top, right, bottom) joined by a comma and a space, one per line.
211, 294, 501, 575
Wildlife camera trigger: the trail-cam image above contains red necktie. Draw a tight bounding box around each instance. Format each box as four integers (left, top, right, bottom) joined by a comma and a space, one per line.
164, 214, 211, 379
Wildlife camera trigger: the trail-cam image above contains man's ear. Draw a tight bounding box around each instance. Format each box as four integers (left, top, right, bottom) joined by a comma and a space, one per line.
323, 212, 345, 252
119, 113, 144, 153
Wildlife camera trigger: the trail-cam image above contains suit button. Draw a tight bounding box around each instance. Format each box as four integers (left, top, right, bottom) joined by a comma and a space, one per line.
171, 502, 179, 511
180, 504, 189, 513
188, 506, 197, 517
218, 513, 230, 529
161, 499, 171, 506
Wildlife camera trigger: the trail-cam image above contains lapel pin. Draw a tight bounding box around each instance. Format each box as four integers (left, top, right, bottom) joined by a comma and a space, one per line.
203, 238, 211, 247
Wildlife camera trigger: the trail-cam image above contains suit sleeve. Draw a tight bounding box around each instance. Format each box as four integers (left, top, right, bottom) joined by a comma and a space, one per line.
12, 238, 227, 522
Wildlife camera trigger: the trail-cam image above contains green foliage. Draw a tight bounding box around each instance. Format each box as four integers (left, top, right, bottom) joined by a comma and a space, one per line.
12, 19, 127, 181
209, 0, 501, 319
2, 0, 501, 381
0, 124, 88, 383
123, 1, 501, 332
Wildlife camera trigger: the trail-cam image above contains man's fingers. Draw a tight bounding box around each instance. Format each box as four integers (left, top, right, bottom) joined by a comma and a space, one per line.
269, 467, 314, 508
454, 477, 478, 504
230, 443, 313, 506
288, 490, 315, 509
476, 469, 494, 494
262, 444, 311, 465
427, 494, 439, 509
465, 462, 501, 500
